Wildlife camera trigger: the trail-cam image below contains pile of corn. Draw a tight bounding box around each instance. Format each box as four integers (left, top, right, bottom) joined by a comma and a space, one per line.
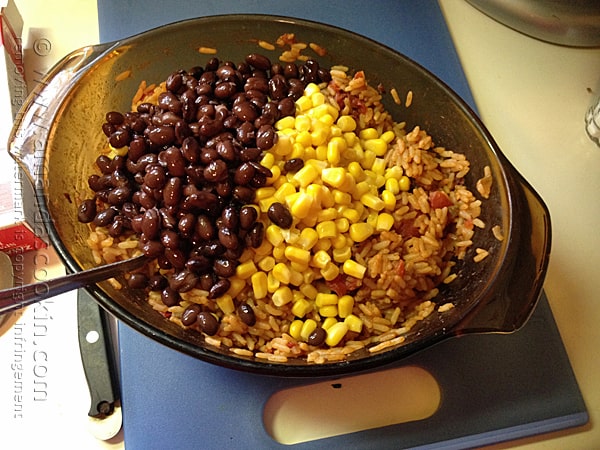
221, 82, 412, 347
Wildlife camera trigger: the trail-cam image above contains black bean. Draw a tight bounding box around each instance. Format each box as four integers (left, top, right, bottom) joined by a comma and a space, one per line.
165, 72, 183, 93
245, 221, 264, 248
163, 177, 182, 207
186, 255, 212, 274
236, 121, 256, 145
283, 62, 299, 79
278, 96, 296, 116
307, 327, 327, 346
195, 215, 215, 241
203, 159, 229, 182
221, 205, 239, 230
239, 205, 258, 230
144, 164, 166, 189
233, 162, 255, 185
162, 146, 186, 177
197, 311, 219, 336
268, 202, 293, 228
128, 136, 147, 162
141, 240, 164, 258
161, 287, 180, 307
178, 213, 196, 237
169, 269, 199, 292
255, 124, 276, 150
127, 273, 149, 289
148, 274, 167, 291
165, 248, 186, 269
213, 258, 237, 278
245, 53, 271, 71
268, 74, 288, 100
107, 215, 126, 237
107, 186, 132, 206
147, 125, 175, 147
141, 208, 160, 239
106, 111, 125, 125
233, 185, 255, 203
283, 158, 304, 173
181, 304, 201, 326
237, 302, 256, 326
215, 139, 237, 161
198, 241, 225, 257
93, 207, 118, 227
233, 101, 258, 122
160, 230, 180, 250
208, 278, 231, 299
218, 227, 239, 250
77, 199, 96, 223
238, 147, 262, 162
181, 136, 201, 162
96, 155, 112, 174
213, 81, 237, 99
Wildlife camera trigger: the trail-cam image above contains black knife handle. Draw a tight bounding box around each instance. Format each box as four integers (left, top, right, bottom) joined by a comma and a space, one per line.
77, 288, 120, 417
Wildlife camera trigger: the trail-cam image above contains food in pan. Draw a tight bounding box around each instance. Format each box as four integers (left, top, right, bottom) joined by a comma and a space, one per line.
77, 48, 490, 363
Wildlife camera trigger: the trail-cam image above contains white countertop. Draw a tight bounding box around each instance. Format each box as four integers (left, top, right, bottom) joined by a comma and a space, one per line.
1, 0, 599, 448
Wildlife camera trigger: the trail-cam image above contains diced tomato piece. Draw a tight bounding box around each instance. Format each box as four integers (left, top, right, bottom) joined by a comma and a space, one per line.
327, 275, 348, 296
395, 219, 420, 238
429, 191, 453, 209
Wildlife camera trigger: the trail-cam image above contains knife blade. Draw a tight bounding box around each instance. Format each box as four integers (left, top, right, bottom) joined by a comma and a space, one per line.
77, 287, 122, 440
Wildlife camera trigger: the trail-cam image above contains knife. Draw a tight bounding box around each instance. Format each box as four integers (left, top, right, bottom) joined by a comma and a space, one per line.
77, 287, 123, 440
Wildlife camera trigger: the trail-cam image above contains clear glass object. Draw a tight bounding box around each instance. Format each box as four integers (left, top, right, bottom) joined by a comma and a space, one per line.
585, 94, 600, 147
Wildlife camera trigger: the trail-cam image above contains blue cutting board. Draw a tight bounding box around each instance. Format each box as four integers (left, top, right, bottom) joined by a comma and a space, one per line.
95, 1, 588, 448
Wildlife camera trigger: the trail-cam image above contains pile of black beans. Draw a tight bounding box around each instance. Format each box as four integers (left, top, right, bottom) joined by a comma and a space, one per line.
77, 53, 331, 335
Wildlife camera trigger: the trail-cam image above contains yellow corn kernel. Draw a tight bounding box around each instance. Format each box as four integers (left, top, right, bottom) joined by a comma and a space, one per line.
304, 82, 321, 97
354, 181, 373, 199
303, 269, 317, 286
343, 131, 358, 147
216, 294, 235, 314
316, 207, 338, 223
337, 115, 357, 132
331, 233, 347, 250
313, 238, 332, 252
333, 246, 352, 263
236, 260, 257, 279
349, 222, 374, 243
319, 186, 335, 208
383, 177, 399, 196
359, 127, 379, 140
361, 193, 385, 211
335, 217, 350, 233
361, 150, 376, 170
251, 271, 268, 299
344, 314, 363, 333
272, 285, 293, 307
227, 277, 247, 299
376, 212, 395, 231
311, 91, 325, 106
255, 187, 276, 202
290, 261, 309, 274
260, 151, 276, 169
291, 297, 313, 318
272, 262, 292, 284
347, 161, 364, 181
385, 165, 403, 179
315, 292, 338, 307
381, 190, 397, 210
274, 133, 293, 156
342, 259, 367, 279
294, 114, 311, 132
296, 95, 312, 112
338, 295, 354, 318
253, 238, 273, 256
284, 246, 311, 265
108, 144, 128, 157
295, 131, 312, 149
273, 243, 286, 260
381, 130, 395, 144
311, 128, 329, 147
289, 319, 304, 340
300, 283, 318, 300
292, 164, 319, 188
290, 192, 313, 219
327, 137, 346, 165
300, 319, 318, 341
320, 262, 340, 281
321, 167, 347, 189
333, 189, 352, 206
298, 228, 319, 250
366, 211, 379, 228
267, 271, 280, 293
375, 174, 386, 188
265, 225, 284, 247
371, 157, 387, 176
341, 206, 362, 224
274, 182, 297, 203
322, 317, 338, 331
319, 305, 338, 318
257, 256, 276, 272
316, 220, 338, 239
325, 322, 349, 346
364, 138, 387, 157
258, 196, 275, 213
275, 116, 295, 131
399, 175, 411, 192
289, 268, 304, 286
